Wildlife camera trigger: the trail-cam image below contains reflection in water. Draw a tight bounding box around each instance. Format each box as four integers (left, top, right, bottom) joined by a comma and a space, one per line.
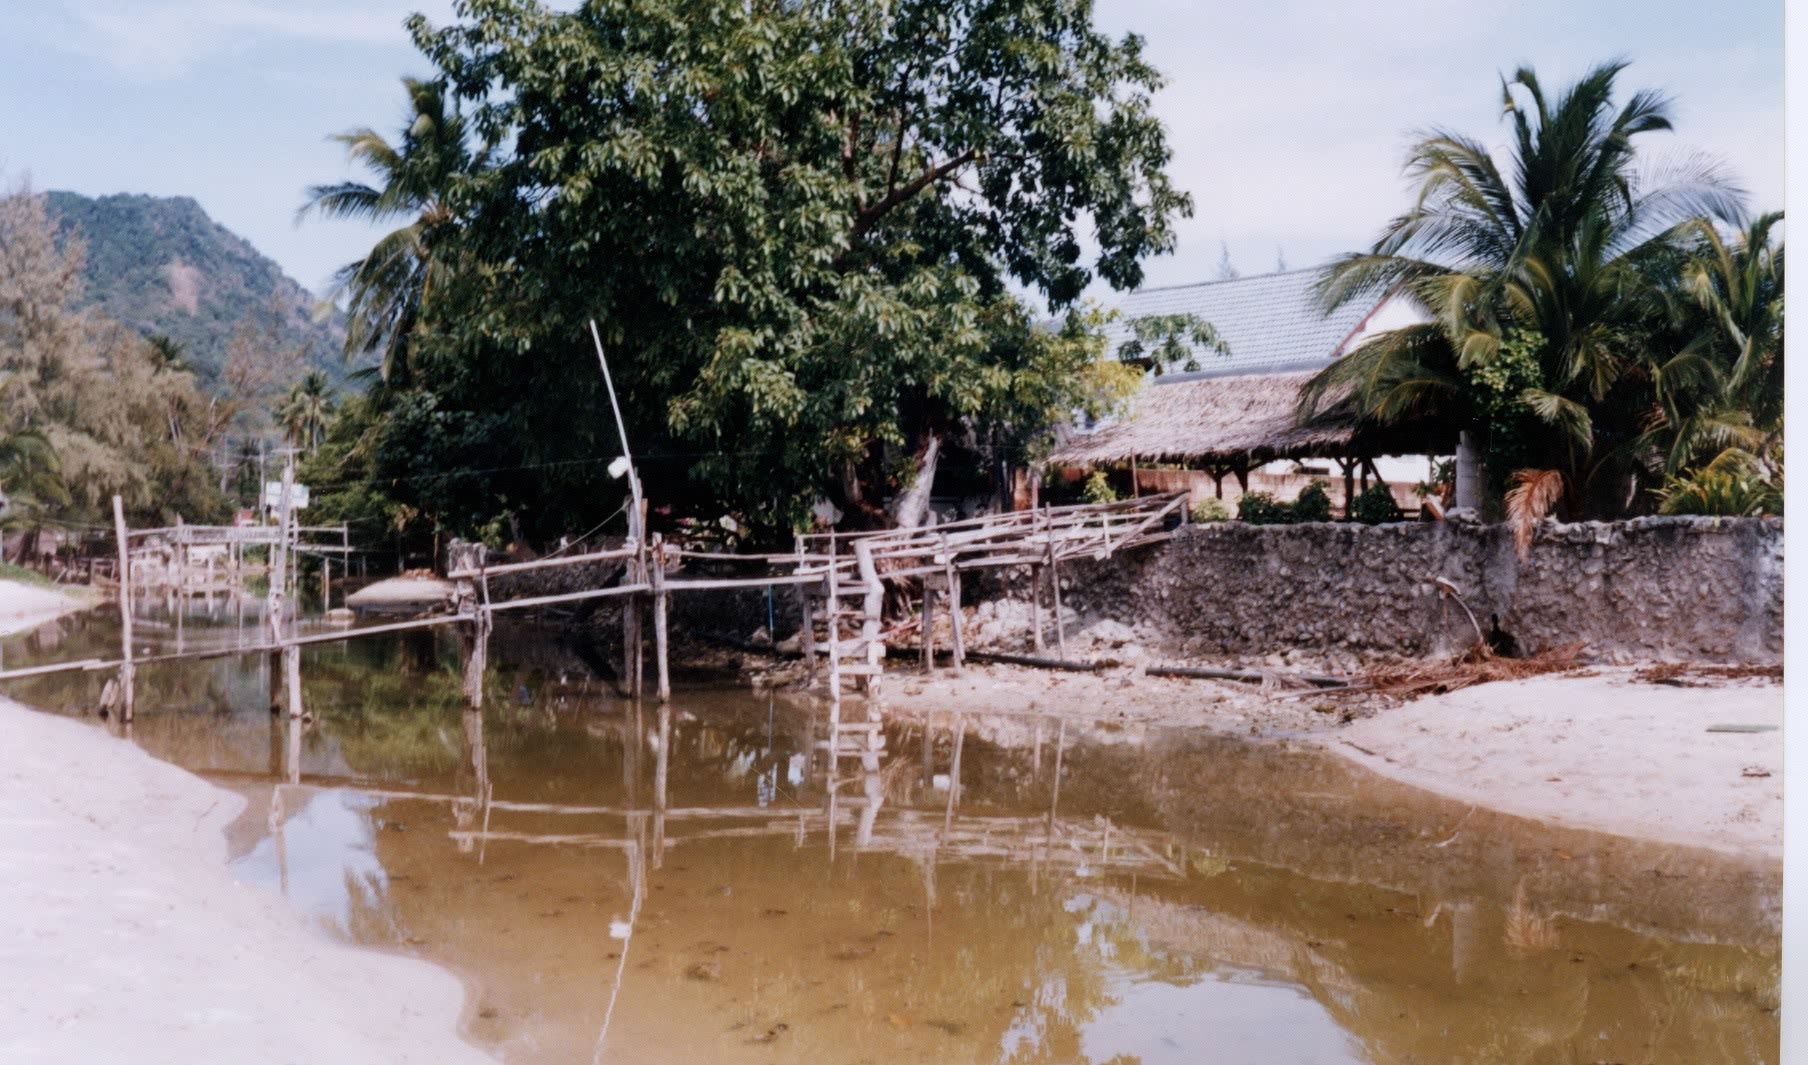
0, 609, 1781, 1065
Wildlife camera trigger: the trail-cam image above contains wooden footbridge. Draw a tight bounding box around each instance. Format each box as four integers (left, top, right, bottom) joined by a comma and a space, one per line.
0, 488, 1190, 781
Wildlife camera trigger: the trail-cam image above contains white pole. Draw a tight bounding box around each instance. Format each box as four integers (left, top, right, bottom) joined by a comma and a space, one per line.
588, 320, 644, 538
111, 496, 135, 724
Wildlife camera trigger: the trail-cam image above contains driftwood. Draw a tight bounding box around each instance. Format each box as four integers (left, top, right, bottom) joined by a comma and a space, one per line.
1146, 664, 1350, 689
1326, 643, 1588, 700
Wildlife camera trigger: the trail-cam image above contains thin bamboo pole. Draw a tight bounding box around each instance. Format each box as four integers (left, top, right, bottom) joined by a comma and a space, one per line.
652, 535, 671, 703
1046, 505, 1066, 660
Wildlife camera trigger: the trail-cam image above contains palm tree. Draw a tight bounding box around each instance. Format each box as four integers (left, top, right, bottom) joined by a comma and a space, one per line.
1301, 61, 1746, 517
278, 372, 336, 452
1643, 211, 1784, 469
0, 429, 68, 561
298, 78, 483, 386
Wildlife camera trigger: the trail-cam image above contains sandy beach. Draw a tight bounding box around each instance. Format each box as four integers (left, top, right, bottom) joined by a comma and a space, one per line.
0, 578, 495, 1064
0, 579, 95, 638
0, 696, 499, 1065
1326, 668, 1784, 862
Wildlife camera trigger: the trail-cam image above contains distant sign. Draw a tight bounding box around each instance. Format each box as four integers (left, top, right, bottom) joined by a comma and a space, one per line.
262, 482, 310, 511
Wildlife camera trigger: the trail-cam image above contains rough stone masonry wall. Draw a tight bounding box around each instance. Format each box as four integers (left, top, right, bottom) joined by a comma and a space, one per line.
1052, 516, 1782, 663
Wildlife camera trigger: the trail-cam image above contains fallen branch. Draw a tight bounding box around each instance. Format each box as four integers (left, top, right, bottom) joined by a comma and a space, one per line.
965, 650, 1100, 672
1145, 664, 1350, 689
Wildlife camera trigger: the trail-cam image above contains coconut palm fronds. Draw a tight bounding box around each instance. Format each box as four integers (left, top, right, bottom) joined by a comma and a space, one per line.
1505, 468, 1566, 560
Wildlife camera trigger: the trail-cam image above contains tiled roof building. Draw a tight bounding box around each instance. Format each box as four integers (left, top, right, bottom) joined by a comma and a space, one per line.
1100, 268, 1383, 379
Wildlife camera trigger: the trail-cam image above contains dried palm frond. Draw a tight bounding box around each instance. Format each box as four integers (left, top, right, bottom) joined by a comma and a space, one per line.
1332, 643, 1586, 701
1505, 468, 1566, 561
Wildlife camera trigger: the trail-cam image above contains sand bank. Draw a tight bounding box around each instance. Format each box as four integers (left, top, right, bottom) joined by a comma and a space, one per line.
877, 658, 1343, 737
0, 579, 94, 637
0, 698, 498, 1065
845, 652, 1783, 863
1320, 668, 1783, 862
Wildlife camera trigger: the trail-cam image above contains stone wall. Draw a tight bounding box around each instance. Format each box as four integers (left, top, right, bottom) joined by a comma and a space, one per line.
1049, 516, 1782, 663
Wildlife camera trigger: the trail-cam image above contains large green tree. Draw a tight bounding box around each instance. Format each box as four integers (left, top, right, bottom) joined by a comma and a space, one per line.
1301, 62, 1749, 517
324, 0, 1185, 543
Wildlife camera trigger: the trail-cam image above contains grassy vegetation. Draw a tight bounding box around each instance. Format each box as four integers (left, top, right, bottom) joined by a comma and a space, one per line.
0, 562, 57, 589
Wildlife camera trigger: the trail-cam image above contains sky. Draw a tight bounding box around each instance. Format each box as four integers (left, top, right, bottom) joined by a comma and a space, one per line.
0, 0, 1786, 298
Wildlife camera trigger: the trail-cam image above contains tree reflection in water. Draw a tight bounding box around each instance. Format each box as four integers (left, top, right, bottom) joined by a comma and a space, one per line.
1, 612, 1780, 1065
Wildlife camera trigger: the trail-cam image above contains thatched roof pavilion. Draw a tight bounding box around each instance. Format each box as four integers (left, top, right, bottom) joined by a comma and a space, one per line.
1048, 370, 1353, 468
1044, 269, 1455, 507
1048, 369, 1455, 502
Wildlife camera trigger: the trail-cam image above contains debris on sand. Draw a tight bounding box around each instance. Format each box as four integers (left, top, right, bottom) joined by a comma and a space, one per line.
1635, 662, 1783, 687
1329, 643, 1587, 701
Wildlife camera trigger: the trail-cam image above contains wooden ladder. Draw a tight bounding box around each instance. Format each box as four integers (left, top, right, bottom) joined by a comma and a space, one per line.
799, 537, 887, 774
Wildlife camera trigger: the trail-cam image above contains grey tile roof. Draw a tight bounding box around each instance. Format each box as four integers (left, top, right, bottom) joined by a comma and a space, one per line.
1100, 269, 1380, 378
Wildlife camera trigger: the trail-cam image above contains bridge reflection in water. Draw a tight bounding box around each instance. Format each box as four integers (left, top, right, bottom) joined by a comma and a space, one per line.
0, 611, 1781, 1065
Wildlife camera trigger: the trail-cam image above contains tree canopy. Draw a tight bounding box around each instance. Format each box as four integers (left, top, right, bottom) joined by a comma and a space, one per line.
309, 0, 1185, 546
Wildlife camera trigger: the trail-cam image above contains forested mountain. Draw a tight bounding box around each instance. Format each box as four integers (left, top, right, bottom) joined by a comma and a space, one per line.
43, 191, 356, 390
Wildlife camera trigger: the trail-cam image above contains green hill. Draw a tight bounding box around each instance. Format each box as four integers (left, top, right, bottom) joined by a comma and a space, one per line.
44, 191, 359, 390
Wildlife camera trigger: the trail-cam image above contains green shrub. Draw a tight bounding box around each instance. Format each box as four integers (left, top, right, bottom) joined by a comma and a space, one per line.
1190, 495, 1232, 522
1291, 480, 1333, 523
1656, 449, 1782, 516
1350, 483, 1404, 524
1080, 470, 1118, 504
1236, 491, 1289, 525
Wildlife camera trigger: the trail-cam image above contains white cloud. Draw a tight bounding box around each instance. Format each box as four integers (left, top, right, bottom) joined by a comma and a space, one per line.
67, 0, 454, 78
1086, 0, 1783, 292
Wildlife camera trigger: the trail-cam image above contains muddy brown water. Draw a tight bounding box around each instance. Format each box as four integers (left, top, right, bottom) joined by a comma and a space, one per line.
2, 602, 1781, 1064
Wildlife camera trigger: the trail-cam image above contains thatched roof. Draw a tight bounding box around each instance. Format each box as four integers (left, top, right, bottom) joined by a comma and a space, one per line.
1050, 369, 1459, 468
1049, 371, 1352, 467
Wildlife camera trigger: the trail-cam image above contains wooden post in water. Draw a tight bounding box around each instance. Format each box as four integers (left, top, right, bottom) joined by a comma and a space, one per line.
449, 541, 488, 710
796, 535, 818, 687
1029, 560, 1043, 652
920, 580, 937, 673
110, 496, 135, 724
653, 703, 671, 868
284, 642, 303, 721
651, 534, 670, 703
270, 453, 302, 721
268, 453, 294, 645
621, 500, 647, 699
946, 563, 965, 674
942, 712, 965, 834
1045, 505, 1067, 660
852, 538, 884, 698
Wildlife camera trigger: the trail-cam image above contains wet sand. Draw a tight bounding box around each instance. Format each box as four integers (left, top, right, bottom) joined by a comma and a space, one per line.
1325, 668, 1784, 863
865, 657, 1783, 863
0, 579, 94, 638
0, 696, 498, 1065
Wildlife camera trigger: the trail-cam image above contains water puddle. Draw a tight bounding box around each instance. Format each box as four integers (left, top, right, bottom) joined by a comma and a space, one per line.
2, 607, 1781, 1064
